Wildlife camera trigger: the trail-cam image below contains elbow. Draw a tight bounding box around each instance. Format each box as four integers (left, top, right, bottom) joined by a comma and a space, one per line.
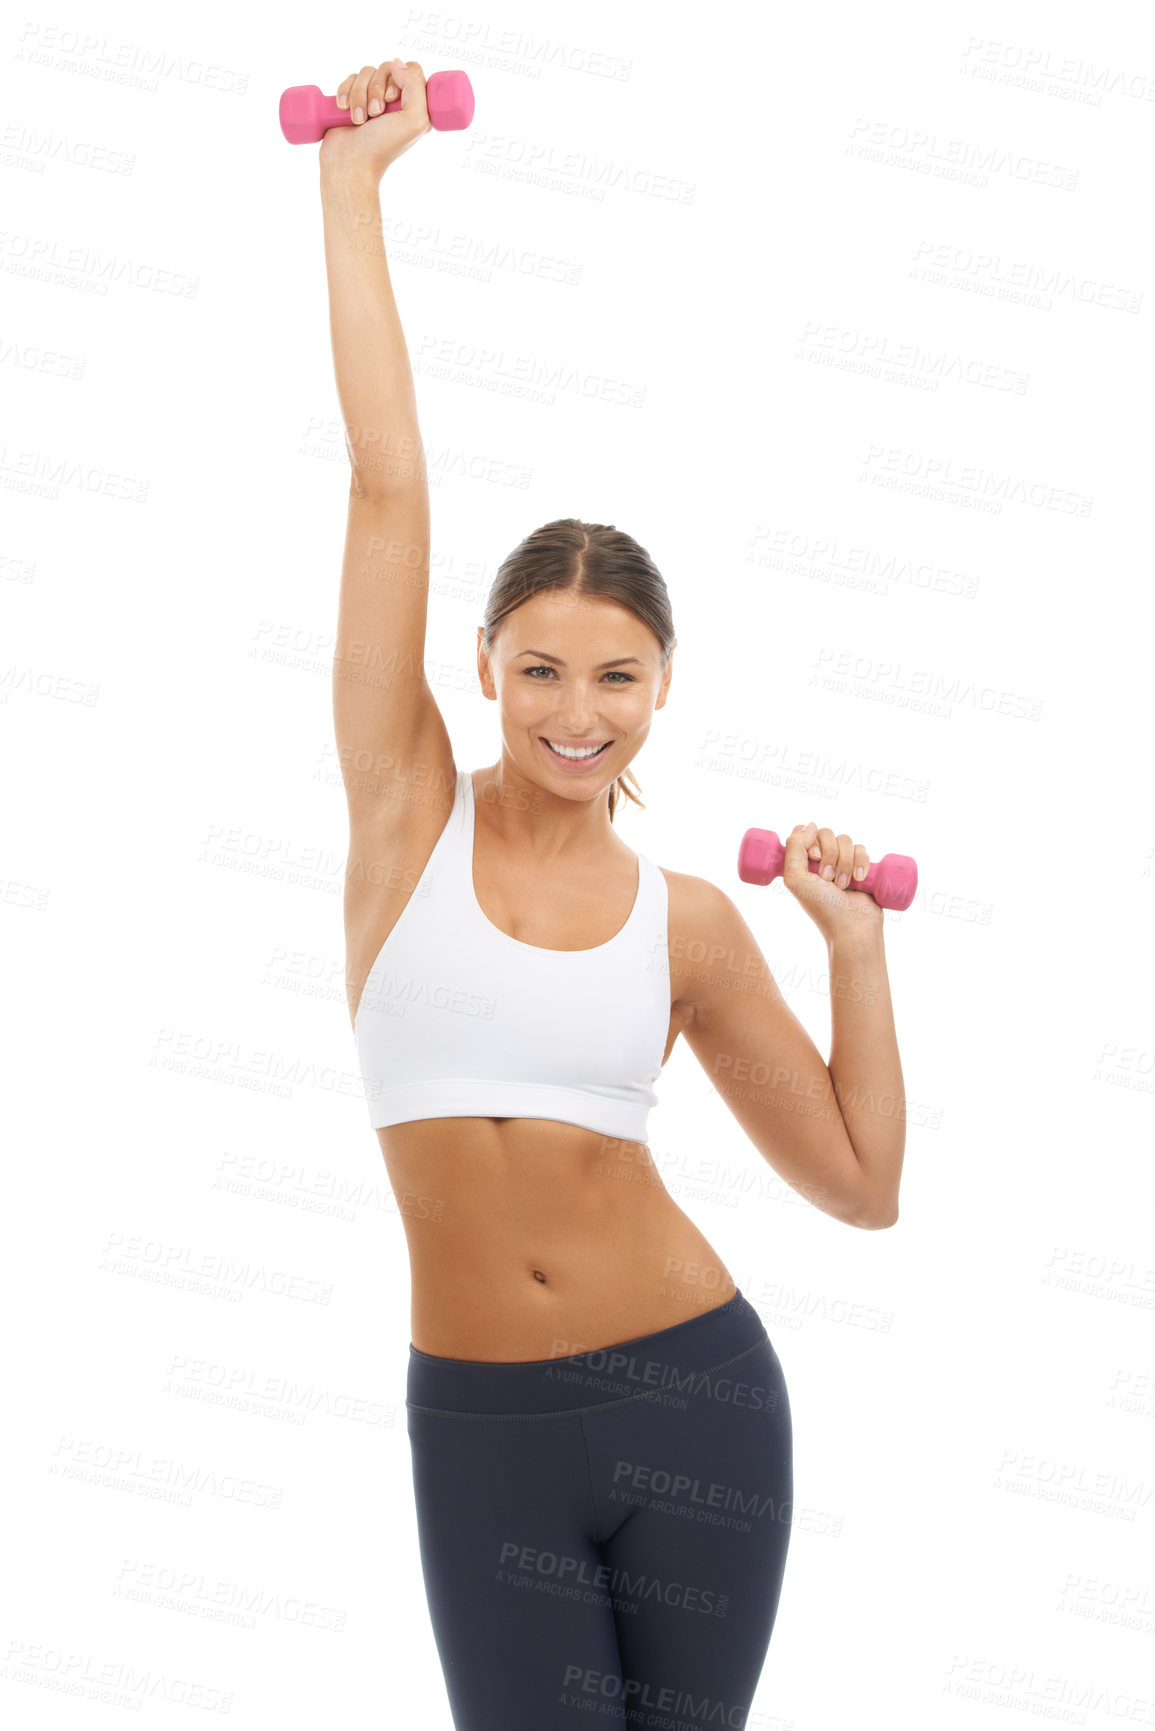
855, 1196, 899, 1230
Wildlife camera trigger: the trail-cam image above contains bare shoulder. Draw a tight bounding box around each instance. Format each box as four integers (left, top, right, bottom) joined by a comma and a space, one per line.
656, 864, 742, 928
654, 866, 774, 1023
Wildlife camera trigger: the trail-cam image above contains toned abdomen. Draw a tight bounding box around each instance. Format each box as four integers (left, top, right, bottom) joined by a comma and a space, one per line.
376, 1116, 738, 1361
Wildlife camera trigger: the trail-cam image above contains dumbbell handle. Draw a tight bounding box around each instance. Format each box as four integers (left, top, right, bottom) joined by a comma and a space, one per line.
738, 829, 918, 912
279, 71, 475, 143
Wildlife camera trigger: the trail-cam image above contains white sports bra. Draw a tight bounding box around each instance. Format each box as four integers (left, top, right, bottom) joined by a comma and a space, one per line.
352, 765, 670, 1142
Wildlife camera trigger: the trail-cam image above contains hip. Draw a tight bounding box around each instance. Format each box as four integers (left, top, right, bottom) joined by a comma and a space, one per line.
406, 1287, 784, 1423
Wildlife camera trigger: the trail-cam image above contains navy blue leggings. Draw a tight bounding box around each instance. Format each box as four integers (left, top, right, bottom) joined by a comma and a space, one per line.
406, 1289, 793, 1729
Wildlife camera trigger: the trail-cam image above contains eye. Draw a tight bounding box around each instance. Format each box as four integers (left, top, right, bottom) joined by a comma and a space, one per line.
522, 666, 635, 683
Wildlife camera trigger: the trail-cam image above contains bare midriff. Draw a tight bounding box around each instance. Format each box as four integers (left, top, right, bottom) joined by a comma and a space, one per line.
376, 1114, 738, 1361
348, 763, 738, 1363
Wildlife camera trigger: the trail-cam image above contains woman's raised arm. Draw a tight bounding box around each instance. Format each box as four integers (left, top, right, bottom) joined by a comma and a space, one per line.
320, 60, 452, 821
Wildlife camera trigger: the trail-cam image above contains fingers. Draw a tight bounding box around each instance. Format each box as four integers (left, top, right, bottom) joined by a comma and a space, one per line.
338, 65, 379, 124
803, 825, 870, 889
336, 58, 405, 122
366, 59, 404, 117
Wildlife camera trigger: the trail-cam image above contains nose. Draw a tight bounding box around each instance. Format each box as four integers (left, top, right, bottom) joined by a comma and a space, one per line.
551, 686, 603, 731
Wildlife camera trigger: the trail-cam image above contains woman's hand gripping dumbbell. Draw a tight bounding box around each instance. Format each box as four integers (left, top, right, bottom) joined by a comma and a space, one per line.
279, 59, 474, 173
739, 822, 918, 936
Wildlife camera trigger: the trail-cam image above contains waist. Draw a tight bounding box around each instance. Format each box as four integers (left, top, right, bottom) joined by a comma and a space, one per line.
381, 1117, 740, 1359
406, 1288, 770, 1419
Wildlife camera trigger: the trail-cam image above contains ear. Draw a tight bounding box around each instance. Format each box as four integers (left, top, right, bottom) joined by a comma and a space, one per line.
475, 626, 496, 700
655, 641, 675, 709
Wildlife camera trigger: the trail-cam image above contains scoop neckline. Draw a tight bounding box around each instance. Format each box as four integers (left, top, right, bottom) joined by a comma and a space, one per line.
466, 767, 643, 955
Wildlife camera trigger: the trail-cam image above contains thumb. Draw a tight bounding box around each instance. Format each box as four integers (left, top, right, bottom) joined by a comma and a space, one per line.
782, 822, 818, 884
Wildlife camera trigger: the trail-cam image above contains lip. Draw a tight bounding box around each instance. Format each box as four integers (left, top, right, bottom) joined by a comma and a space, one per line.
539, 736, 613, 774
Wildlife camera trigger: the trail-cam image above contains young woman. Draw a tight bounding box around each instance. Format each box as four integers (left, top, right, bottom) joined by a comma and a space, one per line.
320, 57, 905, 1730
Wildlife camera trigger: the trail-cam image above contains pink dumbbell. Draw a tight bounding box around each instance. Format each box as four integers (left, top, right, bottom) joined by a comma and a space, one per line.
279, 70, 475, 143
738, 829, 918, 911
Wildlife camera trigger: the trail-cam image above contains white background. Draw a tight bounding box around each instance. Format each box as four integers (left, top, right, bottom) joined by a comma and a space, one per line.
3, 1, 1154, 1726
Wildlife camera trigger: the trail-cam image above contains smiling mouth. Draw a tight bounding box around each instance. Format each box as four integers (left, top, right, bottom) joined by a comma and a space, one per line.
541, 737, 612, 761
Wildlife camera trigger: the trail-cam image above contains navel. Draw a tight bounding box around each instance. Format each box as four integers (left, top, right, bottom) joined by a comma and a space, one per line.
532, 1269, 548, 1285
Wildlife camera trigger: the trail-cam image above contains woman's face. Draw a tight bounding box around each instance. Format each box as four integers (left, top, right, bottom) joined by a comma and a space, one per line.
476, 591, 674, 793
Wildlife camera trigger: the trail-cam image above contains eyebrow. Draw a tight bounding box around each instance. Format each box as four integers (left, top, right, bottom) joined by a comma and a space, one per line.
515, 650, 644, 670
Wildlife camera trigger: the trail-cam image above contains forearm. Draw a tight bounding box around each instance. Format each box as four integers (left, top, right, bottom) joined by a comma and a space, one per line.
825, 928, 906, 1222
320, 163, 425, 496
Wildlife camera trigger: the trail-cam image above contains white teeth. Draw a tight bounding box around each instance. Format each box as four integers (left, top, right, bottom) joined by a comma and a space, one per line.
546, 739, 608, 760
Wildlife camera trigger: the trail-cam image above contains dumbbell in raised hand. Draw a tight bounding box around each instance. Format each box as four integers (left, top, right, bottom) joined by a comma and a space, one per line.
738, 828, 918, 911
279, 70, 475, 143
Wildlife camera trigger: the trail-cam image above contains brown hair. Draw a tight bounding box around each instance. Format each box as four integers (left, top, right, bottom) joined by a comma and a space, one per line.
480, 518, 676, 821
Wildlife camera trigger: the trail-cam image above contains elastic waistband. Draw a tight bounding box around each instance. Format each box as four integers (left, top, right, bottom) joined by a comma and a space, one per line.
405, 1289, 771, 1421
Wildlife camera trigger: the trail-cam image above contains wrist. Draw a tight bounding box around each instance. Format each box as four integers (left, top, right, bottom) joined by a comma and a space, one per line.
319, 158, 384, 200
826, 919, 886, 962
